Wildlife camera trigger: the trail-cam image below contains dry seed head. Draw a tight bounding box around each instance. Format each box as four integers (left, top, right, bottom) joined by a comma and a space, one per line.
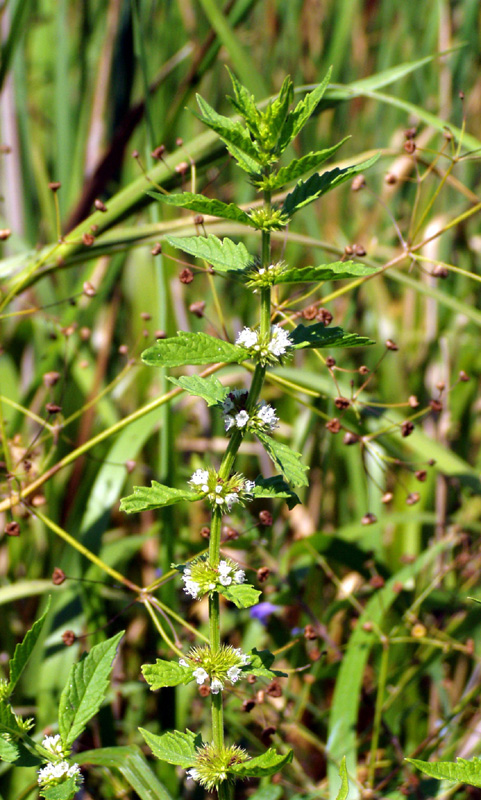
179, 268, 194, 284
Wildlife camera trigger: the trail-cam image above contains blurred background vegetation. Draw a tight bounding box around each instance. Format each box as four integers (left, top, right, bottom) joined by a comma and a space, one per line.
0, 1, 481, 798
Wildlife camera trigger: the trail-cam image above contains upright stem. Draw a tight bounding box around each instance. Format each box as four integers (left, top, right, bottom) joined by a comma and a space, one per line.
209, 190, 272, 800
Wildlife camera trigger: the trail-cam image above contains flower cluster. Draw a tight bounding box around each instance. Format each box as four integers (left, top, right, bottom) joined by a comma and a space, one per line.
179, 644, 251, 694
37, 761, 83, 790
188, 468, 255, 512
235, 324, 293, 364
186, 743, 249, 791
222, 389, 279, 434
41, 734, 66, 759
181, 556, 246, 600
245, 261, 285, 290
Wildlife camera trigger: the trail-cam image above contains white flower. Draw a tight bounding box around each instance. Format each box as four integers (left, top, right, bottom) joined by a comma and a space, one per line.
189, 470, 209, 493
225, 493, 240, 511
268, 324, 292, 356
179, 659, 187, 667
243, 480, 256, 494
186, 767, 200, 782
236, 327, 259, 349
234, 410, 250, 428
193, 668, 209, 685
234, 569, 245, 584
210, 678, 224, 694
257, 402, 279, 429
37, 761, 82, 787
227, 666, 242, 683
219, 574, 232, 586
182, 578, 200, 598
41, 735, 63, 757
218, 561, 230, 576
224, 415, 235, 431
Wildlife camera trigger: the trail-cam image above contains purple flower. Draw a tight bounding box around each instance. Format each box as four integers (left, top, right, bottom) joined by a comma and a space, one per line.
250, 602, 280, 625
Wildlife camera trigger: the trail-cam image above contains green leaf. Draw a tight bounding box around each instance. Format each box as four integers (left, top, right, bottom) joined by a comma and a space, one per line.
0, 735, 19, 763
278, 261, 380, 284
336, 757, 350, 800
248, 786, 283, 800
0, 700, 23, 737
264, 140, 349, 191
142, 331, 248, 368
229, 747, 293, 778
40, 777, 78, 800
150, 191, 256, 227
406, 757, 481, 788
223, 583, 261, 609
247, 648, 287, 678
195, 93, 262, 163
165, 234, 252, 274
282, 155, 379, 218
263, 75, 294, 146
58, 631, 124, 750
251, 475, 300, 510
75, 745, 173, 800
120, 482, 200, 514
256, 432, 309, 488
11, 740, 42, 767
7, 598, 50, 695
277, 68, 332, 151
168, 374, 229, 406
226, 68, 262, 138
155, 193, 253, 228
142, 660, 192, 690
139, 728, 201, 768
290, 323, 374, 350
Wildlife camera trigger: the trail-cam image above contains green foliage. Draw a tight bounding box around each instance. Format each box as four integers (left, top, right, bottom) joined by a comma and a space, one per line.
120, 481, 200, 513
142, 660, 192, 690
276, 68, 332, 152
7, 599, 50, 695
229, 747, 293, 777
222, 583, 261, 608
139, 729, 201, 768
247, 648, 287, 678
165, 234, 252, 274
335, 758, 350, 800
406, 757, 481, 788
141, 331, 247, 368
168, 374, 229, 406
259, 140, 350, 191
40, 777, 79, 800
278, 261, 379, 284
290, 323, 375, 350
58, 631, 124, 749
251, 475, 301, 509
150, 191, 257, 227
256, 432, 309, 487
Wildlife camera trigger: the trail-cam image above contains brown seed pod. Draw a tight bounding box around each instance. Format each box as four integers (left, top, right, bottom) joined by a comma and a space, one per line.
257, 567, 270, 582
5, 521, 20, 537
317, 308, 333, 326
52, 567, 66, 585
326, 418, 341, 434
62, 630, 76, 646
259, 510, 273, 526
94, 199, 107, 212
362, 512, 377, 526
334, 397, 350, 410
401, 420, 414, 437
189, 301, 205, 318
179, 268, 194, 284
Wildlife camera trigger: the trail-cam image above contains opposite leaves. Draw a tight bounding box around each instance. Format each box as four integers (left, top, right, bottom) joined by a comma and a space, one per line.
223, 583, 261, 609
406, 757, 481, 788
165, 234, 252, 275
120, 482, 201, 514
229, 747, 293, 778
168, 374, 229, 406
150, 191, 256, 227
256, 432, 309, 488
142, 660, 192, 690
58, 631, 124, 750
7, 598, 50, 695
290, 323, 374, 350
139, 729, 201, 768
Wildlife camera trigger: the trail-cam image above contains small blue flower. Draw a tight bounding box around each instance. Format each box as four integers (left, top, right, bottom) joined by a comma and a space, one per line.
250, 602, 280, 625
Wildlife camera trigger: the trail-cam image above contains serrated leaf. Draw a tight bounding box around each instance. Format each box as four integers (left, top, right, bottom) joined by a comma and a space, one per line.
229, 747, 293, 778
251, 475, 300, 509
336, 757, 349, 800
247, 648, 287, 678
149, 191, 256, 227
12, 741, 42, 767
168, 375, 230, 406
40, 777, 78, 800
120, 482, 200, 514
142, 332, 248, 368
282, 155, 379, 218
226, 68, 262, 139
139, 728, 201, 768
406, 757, 481, 788
248, 786, 283, 800
277, 260, 379, 284
264, 75, 294, 146
195, 93, 262, 163
142, 660, 192, 690
0, 700, 23, 736
58, 631, 124, 750
0, 735, 19, 762
290, 323, 375, 350
223, 583, 261, 609
73, 745, 173, 800
165, 234, 252, 274
256, 433, 309, 488
7, 598, 50, 695
277, 69, 332, 151
264, 140, 348, 191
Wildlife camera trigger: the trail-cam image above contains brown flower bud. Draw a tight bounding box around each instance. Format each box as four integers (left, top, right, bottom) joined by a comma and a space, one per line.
369, 575, 384, 588
302, 304, 317, 320
362, 512, 377, 526
359, 365, 370, 375
351, 175, 366, 191
326, 418, 341, 434
0, 229, 11, 240
94, 199, 107, 212
415, 470, 427, 482
459, 370, 469, 382
326, 356, 336, 367
353, 243, 366, 257
404, 140, 416, 154
200, 526, 210, 539
151, 243, 162, 256
83, 281, 96, 297
401, 420, 414, 437
179, 268, 194, 284
151, 145, 165, 159
52, 567, 66, 585
261, 726, 276, 746
259, 510, 273, 526
247, 674, 257, 684
194, 215, 204, 225
406, 492, 420, 506
5, 521, 20, 536
385, 172, 397, 185
432, 265, 448, 278
82, 233, 95, 246
334, 397, 350, 410
257, 567, 270, 582
241, 699, 256, 712
343, 432, 359, 445
385, 339, 398, 351
43, 371, 60, 387
408, 395, 419, 408
198, 684, 210, 697
125, 460, 136, 474
31, 495, 46, 507
344, 245, 354, 255
304, 624, 318, 640
175, 161, 189, 175
80, 327, 91, 341
189, 301, 205, 318
381, 492, 393, 504
48, 181, 61, 191
155, 331, 166, 339
429, 399, 443, 413
118, 344, 128, 355
62, 630, 76, 646
46, 403, 62, 414
317, 308, 333, 326
266, 680, 282, 698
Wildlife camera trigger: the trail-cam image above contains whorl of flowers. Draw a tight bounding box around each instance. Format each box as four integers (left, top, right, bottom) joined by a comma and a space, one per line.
181, 556, 246, 600
222, 389, 279, 434
41, 734, 67, 759
235, 324, 293, 364
179, 644, 250, 694
245, 261, 286, 291
186, 743, 249, 790
188, 468, 255, 513
37, 761, 83, 790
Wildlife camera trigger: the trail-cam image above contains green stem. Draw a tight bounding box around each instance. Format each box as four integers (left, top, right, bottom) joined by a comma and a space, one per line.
368, 639, 389, 787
